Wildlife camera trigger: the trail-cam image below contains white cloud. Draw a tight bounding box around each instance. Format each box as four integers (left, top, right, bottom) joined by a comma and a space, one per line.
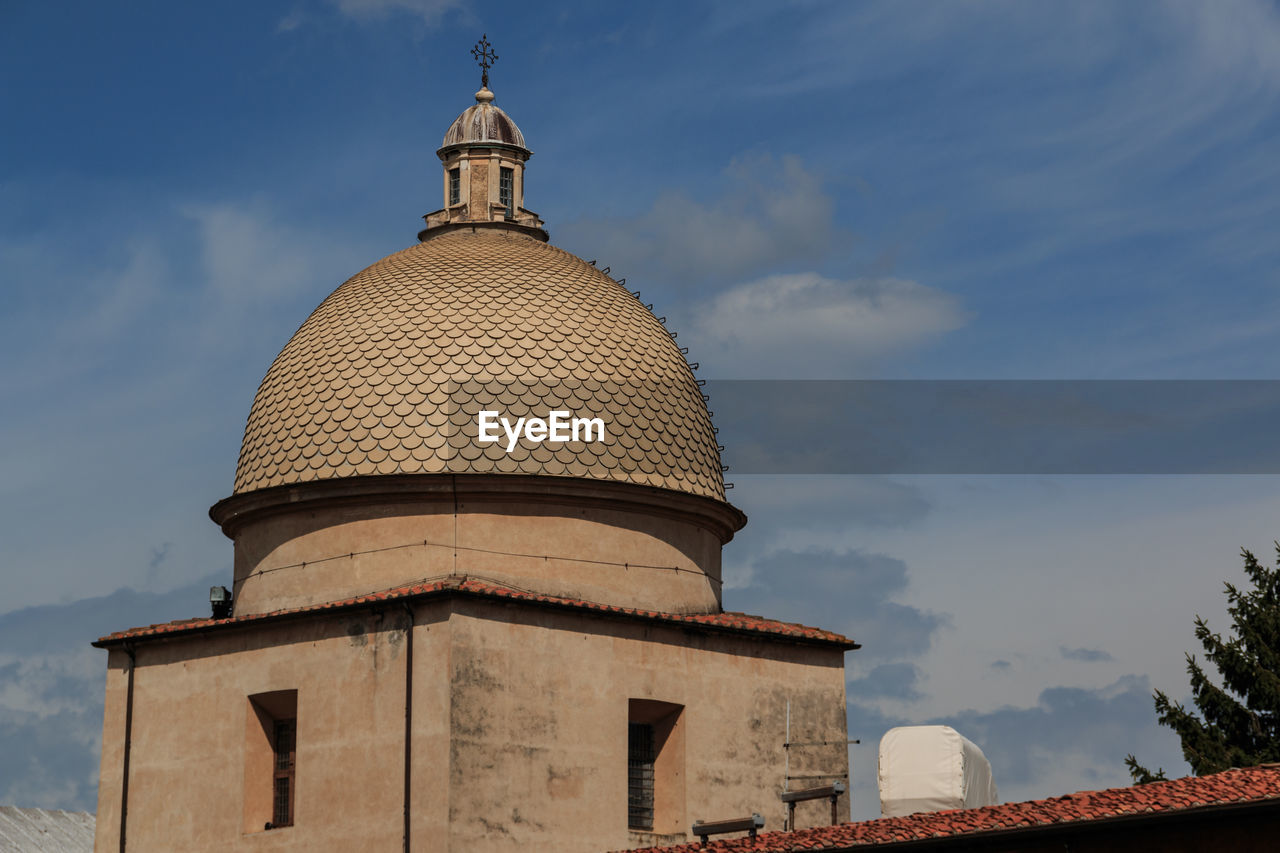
0, 577, 221, 811
0, 651, 100, 718
556, 152, 968, 377
556, 153, 970, 378
692, 272, 967, 377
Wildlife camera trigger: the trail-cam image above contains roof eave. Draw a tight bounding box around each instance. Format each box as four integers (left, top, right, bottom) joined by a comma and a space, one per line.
93, 579, 857, 652
436, 140, 532, 161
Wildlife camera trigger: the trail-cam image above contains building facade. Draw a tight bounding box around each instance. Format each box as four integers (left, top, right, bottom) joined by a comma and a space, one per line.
93, 72, 855, 852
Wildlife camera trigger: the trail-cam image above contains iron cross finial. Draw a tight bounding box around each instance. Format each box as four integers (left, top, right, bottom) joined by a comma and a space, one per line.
472, 34, 498, 89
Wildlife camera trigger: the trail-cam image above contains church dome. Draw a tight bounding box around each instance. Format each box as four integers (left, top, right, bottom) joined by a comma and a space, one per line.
440, 87, 526, 151
233, 227, 725, 501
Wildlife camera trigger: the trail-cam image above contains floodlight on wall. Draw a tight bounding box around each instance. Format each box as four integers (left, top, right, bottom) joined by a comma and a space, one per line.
210, 585, 233, 619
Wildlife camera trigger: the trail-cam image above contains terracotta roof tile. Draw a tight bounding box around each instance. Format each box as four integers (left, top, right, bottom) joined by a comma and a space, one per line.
94, 577, 856, 649
624, 767, 1280, 852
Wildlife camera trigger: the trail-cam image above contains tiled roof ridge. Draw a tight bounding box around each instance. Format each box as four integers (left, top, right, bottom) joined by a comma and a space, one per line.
623, 766, 1280, 852
94, 575, 856, 649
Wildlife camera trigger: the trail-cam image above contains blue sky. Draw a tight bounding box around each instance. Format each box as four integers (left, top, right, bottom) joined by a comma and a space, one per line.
4, 0, 1280, 821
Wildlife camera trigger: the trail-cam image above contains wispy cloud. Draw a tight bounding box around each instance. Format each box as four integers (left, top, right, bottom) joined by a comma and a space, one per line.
729, 547, 949, 664
0, 575, 220, 810
849, 662, 923, 702
559, 151, 966, 377
0, 193, 370, 611
327, 0, 464, 25
1061, 646, 1114, 663
937, 676, 1183, 795
729, 0, 1280, 101
277, 9, 305, 32
561, 155, 839, 283
276, 0, 466, 32
698, 0, 1280, 378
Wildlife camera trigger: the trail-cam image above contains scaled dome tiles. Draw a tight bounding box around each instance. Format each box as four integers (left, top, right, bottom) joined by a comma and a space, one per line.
235, 229, 725, 501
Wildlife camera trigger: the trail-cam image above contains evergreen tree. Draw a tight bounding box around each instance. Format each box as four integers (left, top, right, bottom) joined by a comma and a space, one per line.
1127, 545, 1280, 783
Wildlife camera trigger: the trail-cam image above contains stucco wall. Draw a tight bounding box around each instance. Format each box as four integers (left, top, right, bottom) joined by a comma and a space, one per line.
94, 597, 848, 852
439, 600, 849, 852
228, 492, 725, 618
93, 650, 129, 852
95, 609, 423, 852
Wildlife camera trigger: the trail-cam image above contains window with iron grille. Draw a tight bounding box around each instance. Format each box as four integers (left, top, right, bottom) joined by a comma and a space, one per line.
247, 690, 296, 833
449, 168, 460, 206
272, 719, 296, 827
628, 722, 656, 831
499, 167, 514, 217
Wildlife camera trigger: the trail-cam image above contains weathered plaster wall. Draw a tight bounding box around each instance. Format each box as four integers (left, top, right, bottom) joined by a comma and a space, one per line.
437, 600, 848, 852
95, 609, 426, 852
469, 160, 489, 220
95, 599, 848, 852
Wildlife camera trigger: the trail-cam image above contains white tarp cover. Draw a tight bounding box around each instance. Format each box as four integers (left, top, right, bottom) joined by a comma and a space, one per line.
878, 725, 998, 817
